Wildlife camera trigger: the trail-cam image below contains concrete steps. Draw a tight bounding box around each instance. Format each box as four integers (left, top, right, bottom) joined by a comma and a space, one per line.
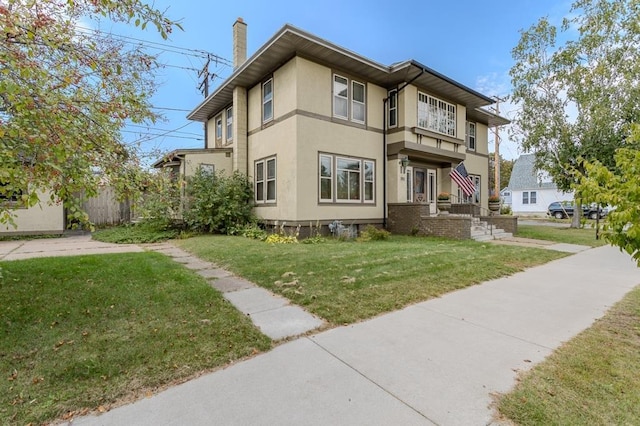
470, 218, 513, 242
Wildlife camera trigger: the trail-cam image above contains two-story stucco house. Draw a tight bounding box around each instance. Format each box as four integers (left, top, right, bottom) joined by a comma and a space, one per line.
158, 20, 509, 236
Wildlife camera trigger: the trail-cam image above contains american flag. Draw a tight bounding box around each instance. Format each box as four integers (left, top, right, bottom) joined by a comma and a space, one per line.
449, 162, 476, 197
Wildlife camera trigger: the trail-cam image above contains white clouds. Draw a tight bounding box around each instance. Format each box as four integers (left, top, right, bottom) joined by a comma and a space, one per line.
475, 72, 522, 161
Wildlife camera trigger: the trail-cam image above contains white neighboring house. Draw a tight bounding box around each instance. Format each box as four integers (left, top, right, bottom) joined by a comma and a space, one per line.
507, 154, 573, 216
500, 187, 512, 207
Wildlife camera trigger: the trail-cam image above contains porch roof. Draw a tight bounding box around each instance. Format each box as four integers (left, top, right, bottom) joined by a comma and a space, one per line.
151, 148, 233, 168
387, 141, 465, 166
188, 25, 507, 126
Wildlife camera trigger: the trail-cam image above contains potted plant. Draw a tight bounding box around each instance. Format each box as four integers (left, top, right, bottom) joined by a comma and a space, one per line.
488, 195, 501, 212
437, 193, 451, 215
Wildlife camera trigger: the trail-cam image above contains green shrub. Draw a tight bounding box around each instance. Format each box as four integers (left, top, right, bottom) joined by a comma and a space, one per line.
92, 223, 179, 244
358, 225, 390, 241
501, 205, 513, 215
183, 168, 254, 234
237, 223, 267, 240
265, 234, 298, 244
137, 169, 182, 231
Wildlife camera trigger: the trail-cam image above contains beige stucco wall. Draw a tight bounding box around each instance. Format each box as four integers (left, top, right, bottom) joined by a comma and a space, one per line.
183, 152, 233, 178
475, 122, 490, 156
1, 190, 64, 234
296, 57, 332, 117
459, 152, 489, 209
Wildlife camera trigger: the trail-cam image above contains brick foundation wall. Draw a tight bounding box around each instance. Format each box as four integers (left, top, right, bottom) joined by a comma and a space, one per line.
480, 216, 518, 234
450, 203, 480, 216
387, 203, 429, 235
419, 216, 472, 240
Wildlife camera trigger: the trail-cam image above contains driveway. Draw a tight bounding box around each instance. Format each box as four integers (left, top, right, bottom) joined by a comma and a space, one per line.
0, 233, 143, 261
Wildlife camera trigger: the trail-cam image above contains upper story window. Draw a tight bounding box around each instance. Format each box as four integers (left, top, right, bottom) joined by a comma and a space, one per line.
226, 106, 233, 142
467, 121, 476, 150
388, 89, 397, 128
352, 81, 365, 123
262, 78, 273, 123
333, 74, 366, 123
215, 115, 222, 141
417, 92, 456, 137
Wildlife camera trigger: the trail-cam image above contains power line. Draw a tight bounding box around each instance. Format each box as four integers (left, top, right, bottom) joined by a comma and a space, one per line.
126, 124, 203, 137
76, 26, 232, 66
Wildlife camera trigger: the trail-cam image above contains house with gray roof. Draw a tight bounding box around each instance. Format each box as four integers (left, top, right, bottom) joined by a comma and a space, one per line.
507, 154, 573, 215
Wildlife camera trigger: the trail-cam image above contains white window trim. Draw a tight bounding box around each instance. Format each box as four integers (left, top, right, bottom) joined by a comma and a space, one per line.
215, 115, 222, 140
226, 106, 233, 142
388, 89, 398, 128
529, 191, 537, 204
417, 92, 456, 137
332, 74, 366, 124
262, 78, 273, 123
351, 80, 366, 124
333, 74, 349, 120
523, 191, 530, 205
467, 121, 476, 150
364, 160, 375, 203
319, 154, 333, 202
255, 156, 276, 204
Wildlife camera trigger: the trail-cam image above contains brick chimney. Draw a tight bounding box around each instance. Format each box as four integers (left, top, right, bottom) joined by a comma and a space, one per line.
233, 18, 247, 70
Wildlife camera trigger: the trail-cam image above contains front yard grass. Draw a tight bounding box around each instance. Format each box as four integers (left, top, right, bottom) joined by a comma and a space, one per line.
0, 253, 271, 425
176, 235, 567, 325
516, 224, 606, 247
497, 285, 640, 425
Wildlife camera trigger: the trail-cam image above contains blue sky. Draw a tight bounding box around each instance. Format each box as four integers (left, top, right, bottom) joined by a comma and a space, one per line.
104, 0, 574, 161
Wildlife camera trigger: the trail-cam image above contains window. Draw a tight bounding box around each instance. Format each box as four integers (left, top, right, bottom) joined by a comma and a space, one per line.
200, 164, 215, 175
226, 106, 233, 142
215, 115, 222, 140
523, 191, 537, 205
417, 92, 456, 137
364, 160, 374, 201
0, 181, 21, 203
333, 74, 366, 123
255, 157, 276, 203
388, 90, 397, 128
459, 174, 480, 204
319, 155, 333, 202
262, 78, 273, 123
333, 75, 348, 119
319, 153, 374, 203
467, 121, 476, 150
352, 81, 365, 123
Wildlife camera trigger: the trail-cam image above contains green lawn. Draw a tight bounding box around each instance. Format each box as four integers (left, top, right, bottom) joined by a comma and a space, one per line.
497, 285, 640, 425
176, 235, 567, 324
0, 253, 271, 425
516, 224, 607, 247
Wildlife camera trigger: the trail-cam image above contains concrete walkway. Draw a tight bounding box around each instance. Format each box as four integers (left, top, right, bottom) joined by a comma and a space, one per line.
0, 235, 324, 341
144, 242, 325, 340
487, 236, 591, 253
69, 245, 640, 426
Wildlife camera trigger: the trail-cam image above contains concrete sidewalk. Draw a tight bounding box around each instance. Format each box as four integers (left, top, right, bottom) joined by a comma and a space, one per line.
70, 245, 640, 426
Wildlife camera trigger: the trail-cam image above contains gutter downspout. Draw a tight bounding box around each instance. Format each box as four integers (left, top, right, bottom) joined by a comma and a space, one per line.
383, 97, 388, 228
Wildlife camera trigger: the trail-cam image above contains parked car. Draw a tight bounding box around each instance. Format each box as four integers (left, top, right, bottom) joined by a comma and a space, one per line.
547, 201, 607, 220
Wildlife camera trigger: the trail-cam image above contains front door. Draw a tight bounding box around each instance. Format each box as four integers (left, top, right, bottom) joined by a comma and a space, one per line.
414, 168, 437, 214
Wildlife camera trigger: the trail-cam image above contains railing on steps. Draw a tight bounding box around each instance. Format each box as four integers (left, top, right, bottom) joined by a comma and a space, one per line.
448, 194, 495, 237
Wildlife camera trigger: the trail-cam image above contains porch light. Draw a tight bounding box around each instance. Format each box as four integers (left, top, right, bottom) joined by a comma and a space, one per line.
399, 156, 410, 173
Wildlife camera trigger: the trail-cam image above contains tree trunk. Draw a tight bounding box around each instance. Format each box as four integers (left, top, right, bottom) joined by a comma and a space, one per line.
571, 201, 581, 228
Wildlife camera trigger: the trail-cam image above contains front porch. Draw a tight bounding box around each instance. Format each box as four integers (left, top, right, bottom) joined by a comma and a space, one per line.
387, 203, 517, 240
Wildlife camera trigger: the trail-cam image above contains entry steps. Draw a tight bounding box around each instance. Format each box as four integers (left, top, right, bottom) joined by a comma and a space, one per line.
470, 217, 513, 242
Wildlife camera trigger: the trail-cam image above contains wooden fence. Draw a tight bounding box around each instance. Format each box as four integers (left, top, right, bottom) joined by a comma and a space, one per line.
79, 186, 132, 226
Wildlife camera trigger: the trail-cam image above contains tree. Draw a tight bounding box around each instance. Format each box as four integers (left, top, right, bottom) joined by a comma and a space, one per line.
509, 0, 640, 228
577, 126, 640, 265
489, 153, 514, 194
0, 0, 181, 227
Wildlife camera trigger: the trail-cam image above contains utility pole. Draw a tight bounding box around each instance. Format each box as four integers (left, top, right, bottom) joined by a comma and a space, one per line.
198, 56, 212, 148
491, 96, 506, 196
